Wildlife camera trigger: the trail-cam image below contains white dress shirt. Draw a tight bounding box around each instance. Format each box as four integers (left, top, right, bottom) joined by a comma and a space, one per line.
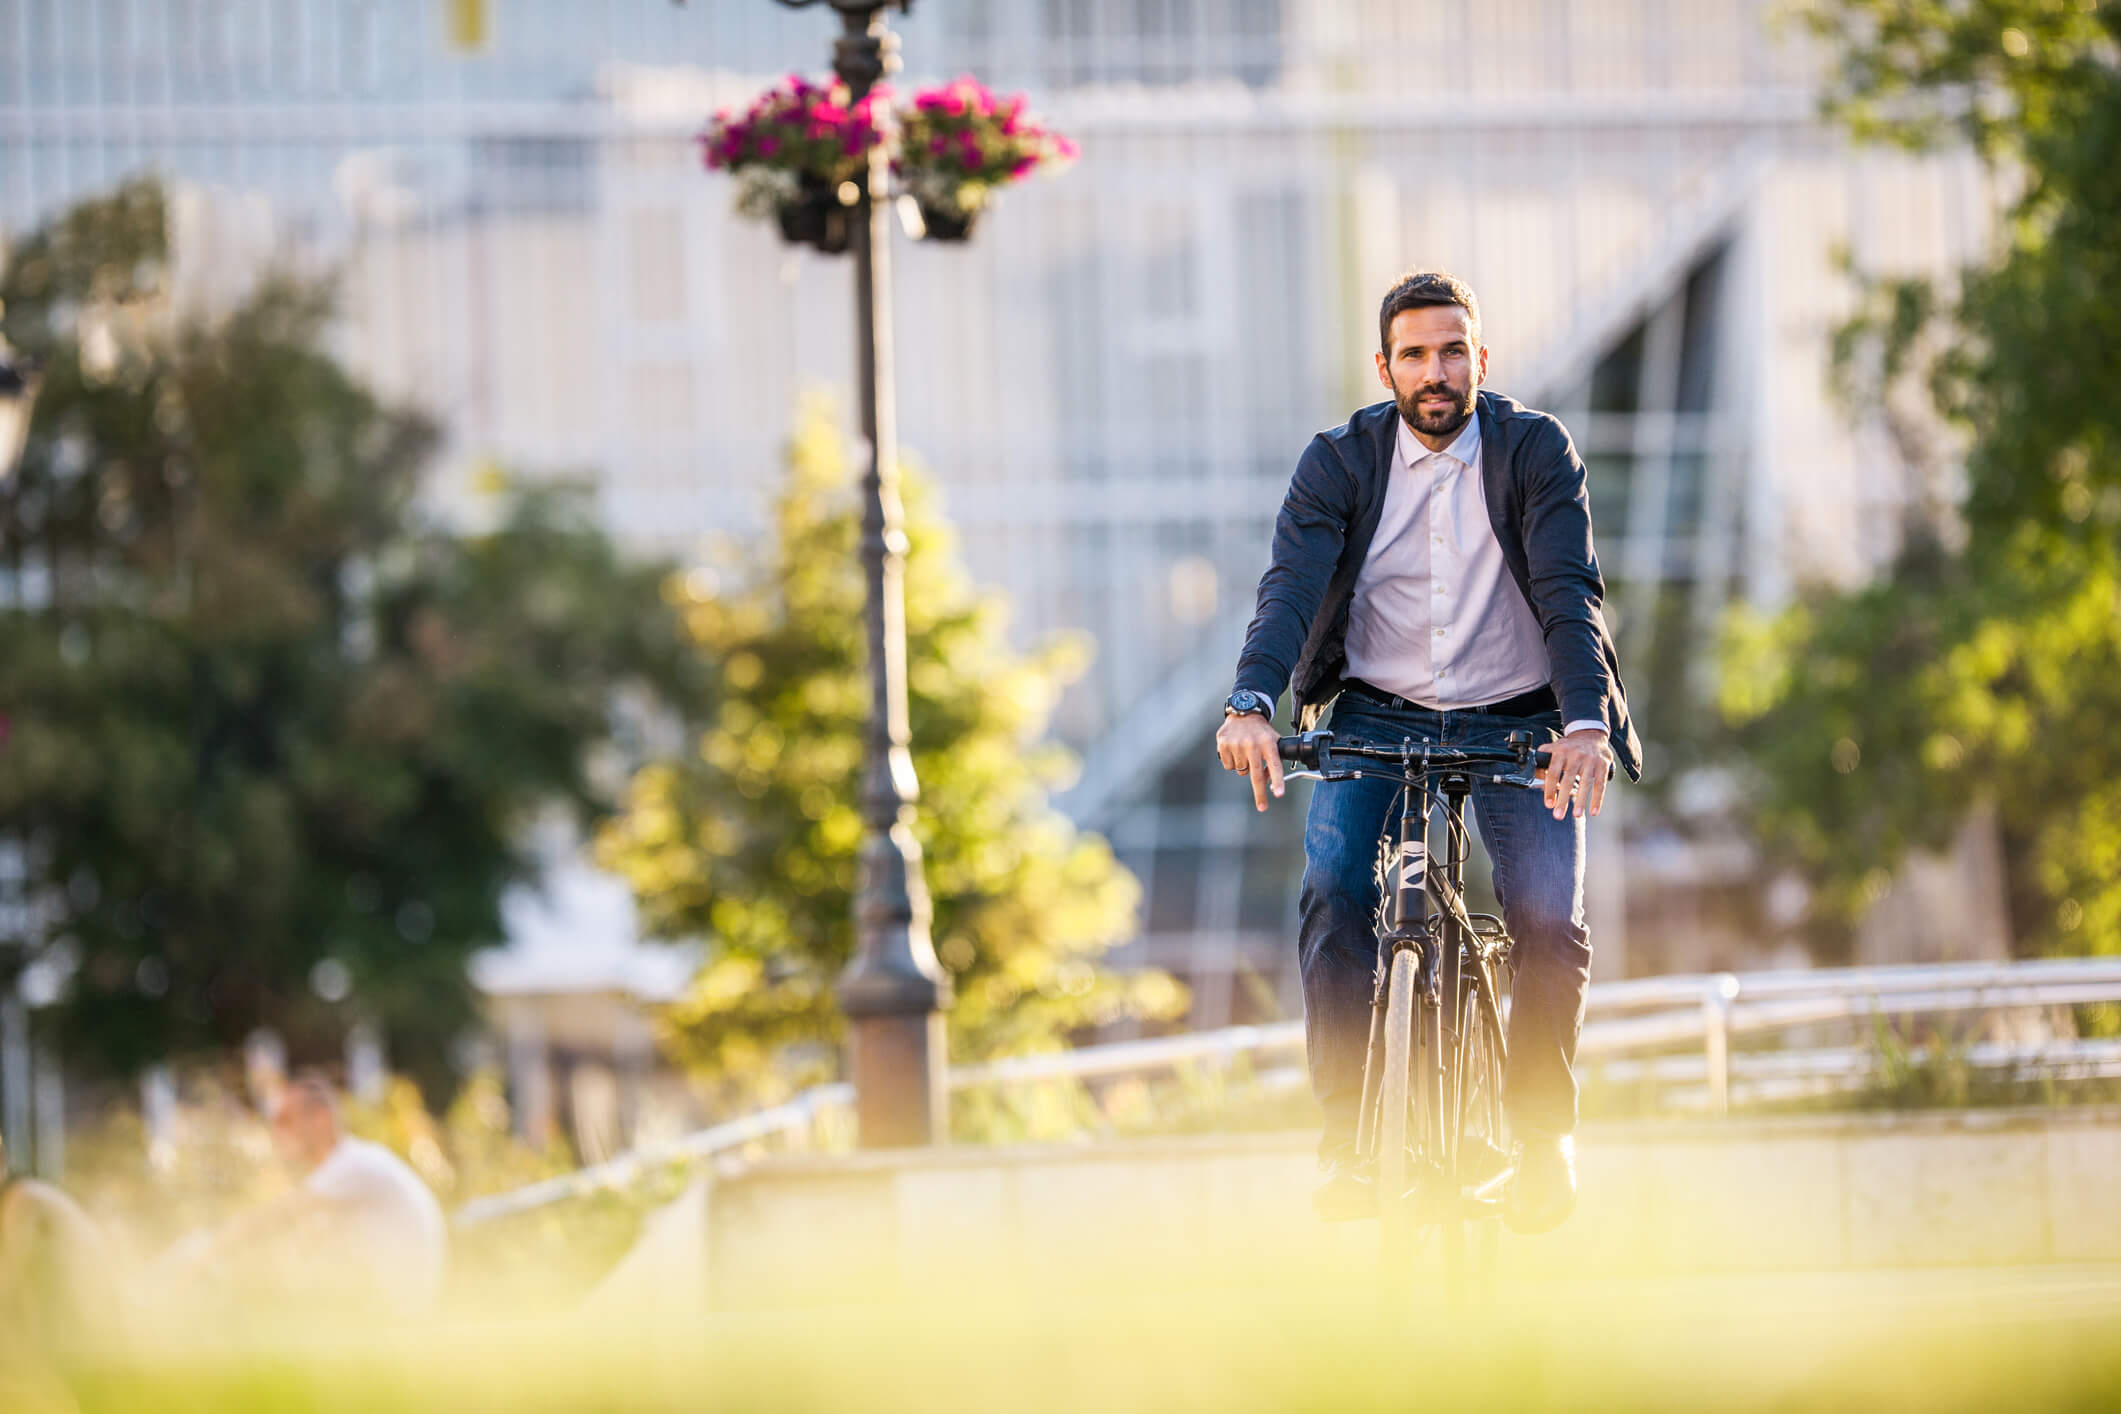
1343, 411, 1606, 737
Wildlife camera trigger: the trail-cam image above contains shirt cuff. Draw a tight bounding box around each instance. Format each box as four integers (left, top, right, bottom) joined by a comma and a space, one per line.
1562, 719, 1608, 738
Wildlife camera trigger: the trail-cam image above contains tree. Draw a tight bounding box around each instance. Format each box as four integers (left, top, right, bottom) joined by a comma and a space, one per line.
0, 181, 697, 1097
1720, 3, 2121, 960
596, 398, 1182, 1101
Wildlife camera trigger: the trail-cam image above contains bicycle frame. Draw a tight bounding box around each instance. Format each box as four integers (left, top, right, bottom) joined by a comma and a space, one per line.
1351, 765, 1506, 1173
1281, 731, 1537, 1217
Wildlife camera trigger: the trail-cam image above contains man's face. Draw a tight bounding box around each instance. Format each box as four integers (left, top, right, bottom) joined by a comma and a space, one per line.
1375, 305, 1487, 441
270, 1092, 330, 1169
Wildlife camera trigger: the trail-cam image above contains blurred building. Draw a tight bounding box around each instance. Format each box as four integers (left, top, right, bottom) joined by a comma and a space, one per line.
0, 0, 2010, 1035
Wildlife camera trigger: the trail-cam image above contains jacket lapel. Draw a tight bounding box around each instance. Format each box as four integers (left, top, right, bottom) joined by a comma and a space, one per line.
1344, 402, 1400, 566
1475, 389, 1518, 536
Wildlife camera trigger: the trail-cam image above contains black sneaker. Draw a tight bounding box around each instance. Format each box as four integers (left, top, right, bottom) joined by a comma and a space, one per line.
1503, 1134, 1577, 1235
1312, 1151, 1377, 1222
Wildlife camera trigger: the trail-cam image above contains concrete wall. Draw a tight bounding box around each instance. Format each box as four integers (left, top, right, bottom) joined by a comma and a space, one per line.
694, 1108, 2121, 1305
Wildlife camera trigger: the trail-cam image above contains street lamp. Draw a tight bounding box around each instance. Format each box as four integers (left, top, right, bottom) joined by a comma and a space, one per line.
771, 0, 952, 1148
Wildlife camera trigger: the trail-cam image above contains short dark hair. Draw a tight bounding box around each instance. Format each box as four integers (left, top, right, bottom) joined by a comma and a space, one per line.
1378, 270, 1481, 357
285, 1068, 344, 1121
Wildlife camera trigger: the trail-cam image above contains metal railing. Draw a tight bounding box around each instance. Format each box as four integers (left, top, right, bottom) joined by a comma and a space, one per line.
453, 956, 2121, 1225
453, 1083, 852, 1228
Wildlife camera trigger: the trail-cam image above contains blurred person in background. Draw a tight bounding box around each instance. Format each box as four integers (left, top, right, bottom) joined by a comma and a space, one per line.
1, 1132, 118, 1384
1217, 270, 1639, 1233
185, 1071, 448, 1317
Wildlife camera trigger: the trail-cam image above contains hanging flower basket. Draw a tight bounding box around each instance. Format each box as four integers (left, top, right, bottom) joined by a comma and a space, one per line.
700, 75, 887, 255
892, 78, 1078, 244
774, 176, 855, 255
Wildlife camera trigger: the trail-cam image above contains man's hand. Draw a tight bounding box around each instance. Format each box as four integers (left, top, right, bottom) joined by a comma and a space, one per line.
1540, 729, 1613, 820
1216, 712, 1286, 812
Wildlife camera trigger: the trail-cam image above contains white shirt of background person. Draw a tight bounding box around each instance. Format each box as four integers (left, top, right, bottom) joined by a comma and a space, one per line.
302, 1134, 449, 1314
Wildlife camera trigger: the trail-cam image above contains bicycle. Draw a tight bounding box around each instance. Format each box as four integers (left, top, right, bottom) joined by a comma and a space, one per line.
1277, 727, 1550, 1288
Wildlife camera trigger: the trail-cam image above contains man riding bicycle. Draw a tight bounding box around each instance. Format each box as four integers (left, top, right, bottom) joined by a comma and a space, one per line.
1216, 270, 1641, 1234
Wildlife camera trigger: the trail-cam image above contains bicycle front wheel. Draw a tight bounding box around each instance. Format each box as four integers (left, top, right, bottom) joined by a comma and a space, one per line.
1375, 947, 1418, 1256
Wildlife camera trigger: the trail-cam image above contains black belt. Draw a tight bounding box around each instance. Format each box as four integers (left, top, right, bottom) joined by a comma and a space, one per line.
1340, 678, 1558, 718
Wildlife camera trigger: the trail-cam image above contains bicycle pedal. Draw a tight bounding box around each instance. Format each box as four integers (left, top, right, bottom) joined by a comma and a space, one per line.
1467, 1164, 1516, 1206
1462, 1140, 1514, 1190
1392, 1175, 1464, 1226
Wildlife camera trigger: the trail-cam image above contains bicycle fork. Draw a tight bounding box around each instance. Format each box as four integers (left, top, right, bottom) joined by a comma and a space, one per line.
1355, 779, 1432, 1161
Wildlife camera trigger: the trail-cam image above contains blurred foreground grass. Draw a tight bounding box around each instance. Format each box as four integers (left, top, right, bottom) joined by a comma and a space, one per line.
43, 1257, 2121, 1414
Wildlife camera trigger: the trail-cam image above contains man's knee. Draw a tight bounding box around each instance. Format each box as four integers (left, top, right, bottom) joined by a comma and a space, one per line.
1508, 895, 1590, 971
1298, 876, 1377, 967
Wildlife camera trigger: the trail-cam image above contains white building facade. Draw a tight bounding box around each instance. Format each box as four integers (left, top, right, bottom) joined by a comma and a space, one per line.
1, 0, 2007, 1037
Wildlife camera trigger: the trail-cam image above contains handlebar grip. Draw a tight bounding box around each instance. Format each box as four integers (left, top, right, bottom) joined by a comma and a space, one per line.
1277, 733, 1323, 770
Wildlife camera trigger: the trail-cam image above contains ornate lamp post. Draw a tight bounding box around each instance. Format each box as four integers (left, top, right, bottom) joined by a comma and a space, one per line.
770, 0, 951, 1147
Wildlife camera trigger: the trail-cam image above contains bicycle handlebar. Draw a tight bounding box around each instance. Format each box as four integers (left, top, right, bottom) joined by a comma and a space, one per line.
1276, 729, 1550, 780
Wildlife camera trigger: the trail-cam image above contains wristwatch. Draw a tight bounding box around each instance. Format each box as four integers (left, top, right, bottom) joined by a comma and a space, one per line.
1224, 689, 1274, 720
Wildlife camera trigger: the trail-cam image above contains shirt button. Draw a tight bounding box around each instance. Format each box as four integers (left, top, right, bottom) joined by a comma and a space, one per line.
1435, 628, 1446, 637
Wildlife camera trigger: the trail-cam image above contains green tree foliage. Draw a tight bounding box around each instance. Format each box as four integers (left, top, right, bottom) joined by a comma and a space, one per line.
1722, 2, 2121, 959
597, 400, 1182, 1099
0, 181, 695, 1097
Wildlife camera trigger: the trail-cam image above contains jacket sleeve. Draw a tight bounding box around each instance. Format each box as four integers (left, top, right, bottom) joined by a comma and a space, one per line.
1518, 417, 1616, 731
1232, 435, 1356, 703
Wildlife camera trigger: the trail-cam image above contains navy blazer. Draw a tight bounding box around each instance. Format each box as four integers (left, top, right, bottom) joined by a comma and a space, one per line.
1233, 389, 1642, 782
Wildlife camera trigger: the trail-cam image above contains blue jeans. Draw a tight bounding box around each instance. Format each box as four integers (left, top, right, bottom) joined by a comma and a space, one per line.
1299, 698, 1591, 1152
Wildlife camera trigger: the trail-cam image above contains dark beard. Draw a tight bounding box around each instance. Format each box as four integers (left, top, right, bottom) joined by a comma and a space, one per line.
1396, 381, 1476, 439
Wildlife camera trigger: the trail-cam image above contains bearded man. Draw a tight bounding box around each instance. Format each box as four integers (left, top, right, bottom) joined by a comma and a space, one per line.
1215, 270, 1641, 1232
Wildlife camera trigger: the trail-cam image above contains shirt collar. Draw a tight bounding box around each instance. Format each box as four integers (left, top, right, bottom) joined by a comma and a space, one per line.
1396, 406, 1483, 473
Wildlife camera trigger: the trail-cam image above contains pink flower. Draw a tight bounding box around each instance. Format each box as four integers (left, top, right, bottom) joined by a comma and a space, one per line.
960, 144, 984, 170
929, 136, 949, 155
1052, 135, 1080, 161
842, 133, 867, 156
812, 101, 847, 124
757, 136, 781, 157
1010, 156, 1037, 178
916, 91, 944, 112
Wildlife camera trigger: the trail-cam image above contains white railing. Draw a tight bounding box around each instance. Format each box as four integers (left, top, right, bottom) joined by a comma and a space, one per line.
453, 957, 2121, 1225
452, 1082, 852, 1228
